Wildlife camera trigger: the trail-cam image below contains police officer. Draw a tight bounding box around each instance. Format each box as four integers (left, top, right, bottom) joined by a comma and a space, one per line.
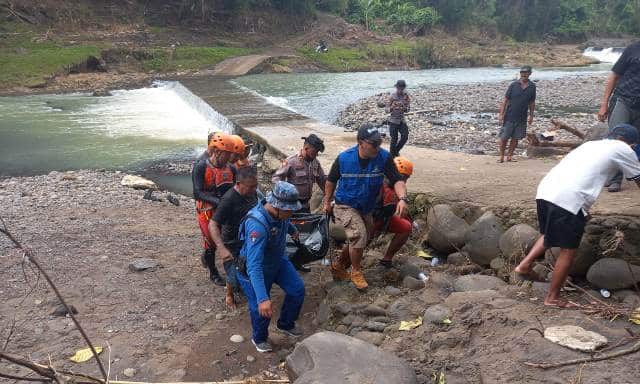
323, 124, 408, 290
237, 182, 305, 353
272, 134, 327, 213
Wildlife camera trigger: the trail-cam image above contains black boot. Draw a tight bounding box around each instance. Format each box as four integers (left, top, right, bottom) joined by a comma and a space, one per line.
202, 249, 225, 286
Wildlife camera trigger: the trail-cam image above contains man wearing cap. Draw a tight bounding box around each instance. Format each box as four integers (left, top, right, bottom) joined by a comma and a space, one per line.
386, 80, 411, 157
514, 124, 640, 308
497, 66, 536, 163
272, 134, 327, 213
236, 181, 304, 353
597, 41, 640, 192
323, 124, 408, 290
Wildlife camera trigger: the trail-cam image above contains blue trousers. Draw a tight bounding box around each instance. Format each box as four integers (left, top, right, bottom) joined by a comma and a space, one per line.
237, 258, 305, 344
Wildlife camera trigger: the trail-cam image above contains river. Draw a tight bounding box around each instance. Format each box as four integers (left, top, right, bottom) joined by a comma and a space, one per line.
0, 49, 620, 183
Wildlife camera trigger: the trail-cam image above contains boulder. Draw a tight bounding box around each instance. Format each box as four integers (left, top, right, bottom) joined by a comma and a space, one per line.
489, 257, 506, 271
447, 252, 468, 266
453, 275, 506, 292
120, 175, 156, 190
464, 212, 503, 266
399, 263, 422, 279
286, 332, 417, 384
544, 325, 608, 352
423, 304, 452, 325
402, 276, 425, 290
499, 224, 539, 261
426, 205, 469, 254
545, 238, 599, 277
586, 258, 640, 290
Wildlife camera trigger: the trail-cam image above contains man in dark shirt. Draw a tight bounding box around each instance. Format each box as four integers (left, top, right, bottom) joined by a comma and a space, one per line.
497, 66, 536, 163
211, 166, 259, 310
323, 124, 408, 290
598, 41, 640, 192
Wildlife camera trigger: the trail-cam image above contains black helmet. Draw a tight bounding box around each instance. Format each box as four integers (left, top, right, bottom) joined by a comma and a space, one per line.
395, 80, 407, 88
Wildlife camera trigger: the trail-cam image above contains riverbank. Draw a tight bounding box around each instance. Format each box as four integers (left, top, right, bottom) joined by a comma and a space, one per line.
338, 74, 608, 155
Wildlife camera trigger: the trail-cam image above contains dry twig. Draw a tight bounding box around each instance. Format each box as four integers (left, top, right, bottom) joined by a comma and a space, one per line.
524, 340, 640, 369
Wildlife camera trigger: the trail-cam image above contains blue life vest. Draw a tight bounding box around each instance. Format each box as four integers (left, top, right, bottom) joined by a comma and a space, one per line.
335, 146, 389, 214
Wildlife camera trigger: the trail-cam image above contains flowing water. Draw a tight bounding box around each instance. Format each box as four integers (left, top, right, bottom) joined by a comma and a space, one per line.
0, 48, 620, 184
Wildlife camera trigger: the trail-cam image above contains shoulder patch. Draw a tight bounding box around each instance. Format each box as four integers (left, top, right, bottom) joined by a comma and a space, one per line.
250, 230, 261, 243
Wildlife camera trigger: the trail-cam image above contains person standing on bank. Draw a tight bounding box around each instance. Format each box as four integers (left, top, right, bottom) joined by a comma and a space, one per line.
497, 66, 536, 163
514, 124, 640, 307
597, 41, 640, 192
386, 80, 411, 157
237, 182, 305, 353
272, 134, 327, 213
323, 124, 408, 290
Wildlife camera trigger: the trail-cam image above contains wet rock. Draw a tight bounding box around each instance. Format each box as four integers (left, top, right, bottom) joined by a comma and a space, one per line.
363, 304, 388, 317
230, 334, 245, 343
544, 325, 608, 352
287, 332, 417, 383
499, 224, 539, 261
385, 286, 402, 296
453, 275, 506, 292
464, 212, 504, 266
52, 304, 78, 317
426, 205, 469, 254
587, 258, 640, 289
128, 258, 159, 272
120, 175, 156, 190
423, 304, 452, 325
402, 276, 425, 290
364, 321, 388, 332
447, 252, 468, 266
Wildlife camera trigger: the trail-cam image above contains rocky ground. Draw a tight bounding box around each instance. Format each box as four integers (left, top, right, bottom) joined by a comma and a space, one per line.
2, 170, 640, 383
338, 75, 608, 156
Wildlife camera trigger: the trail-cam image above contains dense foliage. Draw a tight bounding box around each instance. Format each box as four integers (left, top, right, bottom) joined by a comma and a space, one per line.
315, 0, 640, 40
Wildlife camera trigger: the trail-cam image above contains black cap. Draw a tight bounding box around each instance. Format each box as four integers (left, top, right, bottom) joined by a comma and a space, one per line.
520, 65, 532, 73
357, 123, 382, 144
395, 80, 407, 88
302, 134, 325, 152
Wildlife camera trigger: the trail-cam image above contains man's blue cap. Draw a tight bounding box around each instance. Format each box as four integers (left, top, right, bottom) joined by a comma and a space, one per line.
609, 124, 640, 144
267, 181, 302, 211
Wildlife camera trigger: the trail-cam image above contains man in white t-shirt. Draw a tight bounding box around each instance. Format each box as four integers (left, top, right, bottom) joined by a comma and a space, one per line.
515, 124, 640, 307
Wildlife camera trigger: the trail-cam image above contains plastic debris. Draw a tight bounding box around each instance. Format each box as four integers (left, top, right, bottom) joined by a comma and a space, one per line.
442, 318, 452, 325
431, 257, 441, 267
399, 317, 423, 331
416, 250, 432, 259
600, 289, 611, 298
69, 347, 103, 363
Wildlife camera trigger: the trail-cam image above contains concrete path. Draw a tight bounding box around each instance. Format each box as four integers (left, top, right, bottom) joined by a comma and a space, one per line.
212, 55, 271, 76
182, 75, 640, 217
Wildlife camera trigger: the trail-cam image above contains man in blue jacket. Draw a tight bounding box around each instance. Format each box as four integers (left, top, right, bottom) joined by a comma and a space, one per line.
237, 181, 304, 353
323, 124, 408, 290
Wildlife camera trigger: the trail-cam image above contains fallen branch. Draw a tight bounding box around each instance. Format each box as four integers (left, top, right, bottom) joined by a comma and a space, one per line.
0, 372, 51, 382
0, 351, 103, 383
0, 216, 108, 382
526, 133, 581, 148
524, 340, 640, 369
551, 119, 586, 140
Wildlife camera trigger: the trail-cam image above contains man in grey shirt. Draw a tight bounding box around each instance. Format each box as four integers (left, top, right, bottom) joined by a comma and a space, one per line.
497, 66, 536, 163
386, 80, 411, 157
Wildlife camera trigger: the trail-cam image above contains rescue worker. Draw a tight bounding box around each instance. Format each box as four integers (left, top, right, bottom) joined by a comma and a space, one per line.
373, 157, 414, 268
386, 80, 411, 157
237, 182, 305, 353
272, 134, 327, 213
323, 124, 408, 290
210, 166, 260, 310
192, 132, 236, 286
230, 134, 251, 169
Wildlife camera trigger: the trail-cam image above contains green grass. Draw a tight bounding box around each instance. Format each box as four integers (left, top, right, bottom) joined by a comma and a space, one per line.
298, 47, 370, 72
140, 46, 252, 72
0, 35, 101, 87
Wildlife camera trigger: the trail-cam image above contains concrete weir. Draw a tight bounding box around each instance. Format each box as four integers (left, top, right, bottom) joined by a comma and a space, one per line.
180, 74, 640, 265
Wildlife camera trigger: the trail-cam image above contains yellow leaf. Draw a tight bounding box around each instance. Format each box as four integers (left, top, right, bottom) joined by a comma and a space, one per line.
416, 250, 432, 259
69, 347, 103, 363
399, 317, 423, 331
442, 318, 452, 325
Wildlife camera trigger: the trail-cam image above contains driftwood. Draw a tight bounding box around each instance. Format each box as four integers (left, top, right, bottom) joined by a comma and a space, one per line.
551, 118, 586, 140
526, 133, 581, 148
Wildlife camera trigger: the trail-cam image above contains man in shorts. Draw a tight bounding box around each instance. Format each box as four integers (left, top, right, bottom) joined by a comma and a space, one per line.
514, 124, 640, 307
497, 66, 536, 163
323, 124, 408, 290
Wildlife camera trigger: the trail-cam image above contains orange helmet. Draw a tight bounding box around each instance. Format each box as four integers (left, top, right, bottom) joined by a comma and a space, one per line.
230, 135, 246, 155
394, 156, 414, 176
208, 132, 234, 152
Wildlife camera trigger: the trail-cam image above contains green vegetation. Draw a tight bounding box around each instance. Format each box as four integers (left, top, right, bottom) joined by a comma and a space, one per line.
317, 0, 640, 41
0, 31, 101, 87
139, 46, 252, 72
298, 47, 370, 71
